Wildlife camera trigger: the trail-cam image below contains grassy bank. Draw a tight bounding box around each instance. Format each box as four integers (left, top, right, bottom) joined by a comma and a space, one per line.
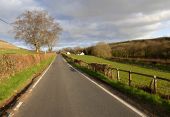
70, 62, 170, 117
0, 55, 55, 106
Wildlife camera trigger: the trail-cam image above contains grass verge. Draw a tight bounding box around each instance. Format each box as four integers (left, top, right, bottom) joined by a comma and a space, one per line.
0, 55, 55, 106
70, 62, 170, 117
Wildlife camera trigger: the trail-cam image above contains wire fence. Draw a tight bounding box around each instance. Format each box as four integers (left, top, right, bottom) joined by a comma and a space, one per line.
63, 54, 170, 100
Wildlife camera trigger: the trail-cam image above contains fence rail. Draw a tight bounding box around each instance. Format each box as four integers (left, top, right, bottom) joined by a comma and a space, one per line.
62, 54, 170, 99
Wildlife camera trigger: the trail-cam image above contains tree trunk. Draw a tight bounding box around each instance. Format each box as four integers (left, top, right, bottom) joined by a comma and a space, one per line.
36, 48, 39, 53
35, 45, 40, 53
48, 45, 53, 52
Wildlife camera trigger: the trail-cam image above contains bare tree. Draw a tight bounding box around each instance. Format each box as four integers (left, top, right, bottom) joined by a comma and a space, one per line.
13, 10, 62, 53
44, 18, 62, 52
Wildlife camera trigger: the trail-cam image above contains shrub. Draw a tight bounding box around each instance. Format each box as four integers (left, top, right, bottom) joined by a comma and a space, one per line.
91, 42, 112, 58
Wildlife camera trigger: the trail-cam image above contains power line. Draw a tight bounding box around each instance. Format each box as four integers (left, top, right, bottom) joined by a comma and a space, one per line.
0, 17, 11, 25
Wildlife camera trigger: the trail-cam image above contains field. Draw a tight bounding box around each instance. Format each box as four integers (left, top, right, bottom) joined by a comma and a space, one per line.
68, 55, 170, 96
0, 40, 18, 49
0, 40, 34, 54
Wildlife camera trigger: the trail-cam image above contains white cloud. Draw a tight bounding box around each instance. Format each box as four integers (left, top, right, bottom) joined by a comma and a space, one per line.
117, 10, 170, 25
1, 0, 170, 49
0, 0, 43, 38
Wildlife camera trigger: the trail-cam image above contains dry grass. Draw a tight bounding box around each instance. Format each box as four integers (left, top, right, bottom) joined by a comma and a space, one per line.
0, 40, 35, 54
0, 40, 19, 50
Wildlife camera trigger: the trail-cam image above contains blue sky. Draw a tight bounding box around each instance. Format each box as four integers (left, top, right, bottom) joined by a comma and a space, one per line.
0, 0, 170, 50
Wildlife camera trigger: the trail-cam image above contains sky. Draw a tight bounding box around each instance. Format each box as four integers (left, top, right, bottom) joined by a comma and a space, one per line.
0, 0, 170, 50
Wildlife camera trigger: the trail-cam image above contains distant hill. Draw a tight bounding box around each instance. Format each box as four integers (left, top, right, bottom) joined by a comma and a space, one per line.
82, 37, 170, 59
110, 37, 170, 48
0, 40, 34, 54
0, 40, 19, 49
109, 37, 170, 59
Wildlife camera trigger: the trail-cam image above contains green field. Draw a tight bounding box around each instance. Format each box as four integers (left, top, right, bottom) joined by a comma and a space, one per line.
68, 55, 170, 96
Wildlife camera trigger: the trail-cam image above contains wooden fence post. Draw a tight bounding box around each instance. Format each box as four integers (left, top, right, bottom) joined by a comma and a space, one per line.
93, 66, 95, 71
108, 68, 112, 79
87, 64, 89, 69
128, 71, 132, 86
88, 64, 90, 69
95, 66, 97, 72
153, 75, 157, 94
111, 69, 114, 79
89, 64, 91, 70
107, 68, 110, 77
149, 79, 154, 93
117, 69, 120, 81
104, 68, 107, 76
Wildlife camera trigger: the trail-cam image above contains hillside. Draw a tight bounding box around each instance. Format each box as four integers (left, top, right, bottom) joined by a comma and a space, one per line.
109, 37, 170, 59
0, 40, 19, 49
0, 40, 34, 54
82, 37, 170, 59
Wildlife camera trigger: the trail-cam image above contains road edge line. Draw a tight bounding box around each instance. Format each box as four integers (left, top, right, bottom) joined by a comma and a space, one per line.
66, 62, 147, 117
31, 56, 56, 89
9, 57, 56, 117
13, 102, 23, 111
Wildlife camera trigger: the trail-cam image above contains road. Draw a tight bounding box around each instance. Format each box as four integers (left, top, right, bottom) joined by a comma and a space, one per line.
13, 55, 143, 117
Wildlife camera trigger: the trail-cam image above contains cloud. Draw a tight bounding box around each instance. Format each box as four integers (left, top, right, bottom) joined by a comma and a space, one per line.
1, 0, 170, 50
45, 0, 170, 46
0, 0, 43, 40
0, 0, 42, 21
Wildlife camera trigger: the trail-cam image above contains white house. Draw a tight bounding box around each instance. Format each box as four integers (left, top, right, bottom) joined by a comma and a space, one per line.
80, 52, 85, 55
66, 52, 71, 55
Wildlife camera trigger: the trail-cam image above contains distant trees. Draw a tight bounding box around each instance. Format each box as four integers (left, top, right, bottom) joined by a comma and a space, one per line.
111, 38, 170, 59
13, 10, 62, 53
63, 37, 170, 60
91, 42, 112, 58
82, 37, 170, 60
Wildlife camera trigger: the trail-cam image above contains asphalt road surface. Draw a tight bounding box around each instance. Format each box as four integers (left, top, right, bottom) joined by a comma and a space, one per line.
13, 55, 143, 117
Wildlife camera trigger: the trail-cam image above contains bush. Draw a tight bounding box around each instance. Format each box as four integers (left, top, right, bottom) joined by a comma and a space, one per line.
91, 42, 112, 58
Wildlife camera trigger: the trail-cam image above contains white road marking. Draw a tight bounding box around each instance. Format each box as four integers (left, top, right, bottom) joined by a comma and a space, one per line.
66, 62, 147, 117
14, 102, 23, 111
63, 58, 67, 62
9, 113, 14, 117
10, 57, 56, 116
29, 89, 32, 92
32, 58, 55, 89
